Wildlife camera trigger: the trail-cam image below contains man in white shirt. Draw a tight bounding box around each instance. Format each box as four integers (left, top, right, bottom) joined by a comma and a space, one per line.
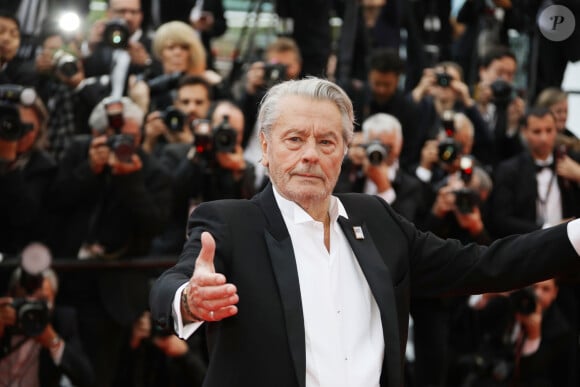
150, 77, 580, 387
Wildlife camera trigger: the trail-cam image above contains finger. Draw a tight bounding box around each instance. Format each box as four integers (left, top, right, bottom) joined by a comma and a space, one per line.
196, 231, 216, 272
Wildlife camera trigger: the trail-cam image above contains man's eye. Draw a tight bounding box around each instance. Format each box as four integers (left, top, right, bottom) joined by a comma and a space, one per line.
288, 137, 301, 142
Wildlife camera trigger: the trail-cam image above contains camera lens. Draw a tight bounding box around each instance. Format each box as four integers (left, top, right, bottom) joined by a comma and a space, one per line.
365, 142, 388, 166
103, 19, 130, 49
163, 107, 185, 132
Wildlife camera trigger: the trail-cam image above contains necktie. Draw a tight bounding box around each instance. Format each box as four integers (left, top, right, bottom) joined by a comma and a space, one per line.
535, 162, 554, 173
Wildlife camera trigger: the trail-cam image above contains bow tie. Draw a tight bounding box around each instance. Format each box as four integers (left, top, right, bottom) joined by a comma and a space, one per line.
535, 162, 554, 173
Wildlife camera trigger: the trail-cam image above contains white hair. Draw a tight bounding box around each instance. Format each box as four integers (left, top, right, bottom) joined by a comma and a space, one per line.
361, 113, 402, 142
89, 96, 145, 133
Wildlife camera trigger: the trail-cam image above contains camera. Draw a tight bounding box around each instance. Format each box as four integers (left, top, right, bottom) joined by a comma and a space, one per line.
508, 287, 537, 316
150, 317, 173, 338
11, 298, 50, 337
438, 138, 461, 164
146, 72, 183, 96
52, 49, 79, 78
0, 85, 36, 141
438, 111, 461, 163
454, 188, 479, 214
161, 106, 185, 132
362, 141, 390, 166
103, 18, 130, 49
192, 115, 238, 159
490, 79, 514, 107
107, 133, 135, 163
263, 63, 288, 88
436, 72, 452, 88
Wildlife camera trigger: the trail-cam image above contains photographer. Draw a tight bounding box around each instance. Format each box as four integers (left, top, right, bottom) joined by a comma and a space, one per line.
414, 111, 477, 192
474, 46, 525, 167
47, 96, 172, 386
82, 0, 157, 95
411, 60, 493, 169
113, 310, 208, 387
0, 85, 57, 257
0, 243, 94, 387
142, 75, 212, 157
236, 37, 302, 149
334, 113, 424, 223
458, 279, 576, 387
149, 100, 254, 255
0, 10, 37, 86
34, 21, 112, 161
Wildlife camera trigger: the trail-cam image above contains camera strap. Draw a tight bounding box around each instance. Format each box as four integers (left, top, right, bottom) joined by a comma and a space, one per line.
536, 170, 557, 225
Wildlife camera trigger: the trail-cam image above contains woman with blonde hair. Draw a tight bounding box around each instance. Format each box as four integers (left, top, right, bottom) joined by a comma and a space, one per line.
152, 21, 208, 76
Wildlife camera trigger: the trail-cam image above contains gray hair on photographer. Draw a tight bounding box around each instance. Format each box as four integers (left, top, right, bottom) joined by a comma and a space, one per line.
8, 267, 59, 295
89, 96, 145, 133
361, 113, 402, 140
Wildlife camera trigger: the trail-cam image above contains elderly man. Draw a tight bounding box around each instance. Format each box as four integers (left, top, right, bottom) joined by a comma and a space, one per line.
151, 78, 580, 387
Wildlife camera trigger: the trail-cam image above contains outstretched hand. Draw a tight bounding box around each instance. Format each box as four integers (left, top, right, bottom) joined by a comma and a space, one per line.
182, 232, 239, 322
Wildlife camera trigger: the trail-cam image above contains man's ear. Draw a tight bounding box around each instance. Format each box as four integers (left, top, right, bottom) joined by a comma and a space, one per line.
260, 131, 269, 167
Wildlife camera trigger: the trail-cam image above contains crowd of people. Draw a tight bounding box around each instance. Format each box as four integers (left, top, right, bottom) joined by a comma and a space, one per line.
1, 0, 579, 386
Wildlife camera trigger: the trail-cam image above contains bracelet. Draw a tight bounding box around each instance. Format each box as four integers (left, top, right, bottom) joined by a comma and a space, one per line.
181, 285, 202, 322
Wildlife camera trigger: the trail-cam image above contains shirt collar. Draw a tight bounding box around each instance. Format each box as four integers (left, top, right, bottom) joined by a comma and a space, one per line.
272, 185, 348, 225
534, 154, 554, 166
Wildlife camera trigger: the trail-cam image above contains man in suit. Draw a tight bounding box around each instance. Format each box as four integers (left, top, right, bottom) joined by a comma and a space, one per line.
490, 106, 580, 237
150, 77, 580, 387
82, 0, 154, 94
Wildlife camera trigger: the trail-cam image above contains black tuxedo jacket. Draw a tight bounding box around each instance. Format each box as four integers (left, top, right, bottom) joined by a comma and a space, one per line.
491, 152, 580, 237
150, 183, 580, 387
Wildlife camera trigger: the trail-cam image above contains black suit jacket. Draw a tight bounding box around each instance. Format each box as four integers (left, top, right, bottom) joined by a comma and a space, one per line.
491, 152, 580, 237
150, 183, 580, 387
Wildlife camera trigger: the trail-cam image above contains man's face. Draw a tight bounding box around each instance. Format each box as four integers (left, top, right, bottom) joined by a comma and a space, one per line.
266, 50, 302, 80
175, 84, 211, 122
368, 70, 399, 104
533, 279, 558, 311
108, 0, 143, 35
366, 129, 401, 166
522, 114, 557, 160
479, 56, 517, 85
260, 95, 346, 212
0, 17, 20, 63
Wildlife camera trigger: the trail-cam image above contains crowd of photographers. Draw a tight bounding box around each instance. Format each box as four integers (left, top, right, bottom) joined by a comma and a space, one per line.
1, 0, 580, 386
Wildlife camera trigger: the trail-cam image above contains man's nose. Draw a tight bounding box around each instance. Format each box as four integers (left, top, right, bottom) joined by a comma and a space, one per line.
301, 140, 320, 162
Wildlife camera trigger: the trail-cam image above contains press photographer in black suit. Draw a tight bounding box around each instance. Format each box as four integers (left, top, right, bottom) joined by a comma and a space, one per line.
48, 96, 172, 387
334, 112, 424, 223
0, 85, 56, 257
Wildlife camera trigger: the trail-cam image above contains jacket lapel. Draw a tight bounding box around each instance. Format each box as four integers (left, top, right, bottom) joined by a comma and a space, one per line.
258, 185, 306, 387
338, 215, 402, 387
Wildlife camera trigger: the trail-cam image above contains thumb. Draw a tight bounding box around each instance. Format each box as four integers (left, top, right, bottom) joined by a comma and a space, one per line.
195, 231, 216, 274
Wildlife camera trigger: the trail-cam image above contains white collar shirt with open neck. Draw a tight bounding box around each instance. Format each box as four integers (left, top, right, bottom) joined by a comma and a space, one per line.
273, 186, 383, 387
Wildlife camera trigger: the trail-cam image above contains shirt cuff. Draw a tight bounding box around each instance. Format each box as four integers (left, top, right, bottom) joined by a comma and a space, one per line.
377, 188, 396, 205
415, 166, 432, 183
521, 336, 541, 356
172, 283, 203, 339
566, 218, 580, 256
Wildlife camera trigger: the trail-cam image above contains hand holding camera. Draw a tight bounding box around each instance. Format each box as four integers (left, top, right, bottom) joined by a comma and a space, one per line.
245, 61, 288, 95
89, 135, 111, 174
